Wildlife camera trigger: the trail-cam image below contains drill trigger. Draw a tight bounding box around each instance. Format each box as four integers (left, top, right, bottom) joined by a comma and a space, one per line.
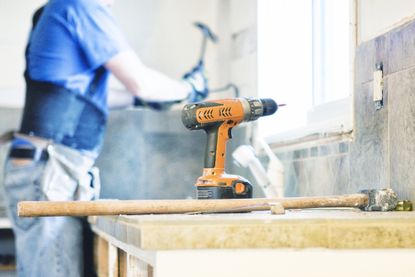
228, 127, 233, 139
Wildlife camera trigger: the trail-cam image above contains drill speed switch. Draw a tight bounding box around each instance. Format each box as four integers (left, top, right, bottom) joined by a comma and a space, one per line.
182, 98, 279, 199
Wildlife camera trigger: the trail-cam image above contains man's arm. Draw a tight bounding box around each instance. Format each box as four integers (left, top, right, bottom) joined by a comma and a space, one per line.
105, 50, 192, 102
73, 1, 205, 105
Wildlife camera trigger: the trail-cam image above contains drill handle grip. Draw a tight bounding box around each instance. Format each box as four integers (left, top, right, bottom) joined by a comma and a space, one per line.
204, 123, 231, 169
204, 127, 219, 168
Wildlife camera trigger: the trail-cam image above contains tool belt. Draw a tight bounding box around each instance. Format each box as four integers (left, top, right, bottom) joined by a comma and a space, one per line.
9, 147, 49, 161
6, 136, 100, 201
20, 78, 107, 152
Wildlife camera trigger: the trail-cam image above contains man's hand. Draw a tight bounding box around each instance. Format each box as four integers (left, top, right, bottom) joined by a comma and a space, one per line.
183, 61, 209, 103
106, 51, 192, 102
106, 51, 209, 109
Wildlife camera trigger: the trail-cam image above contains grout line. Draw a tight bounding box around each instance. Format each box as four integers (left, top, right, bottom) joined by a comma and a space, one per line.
281, 151, 349, 163
361, 64, 415, 86
386, 64, 415, 76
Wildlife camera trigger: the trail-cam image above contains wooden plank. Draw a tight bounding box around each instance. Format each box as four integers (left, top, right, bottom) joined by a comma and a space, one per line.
127, 254, 151, 277
109, 244, 118, 277
91, 226, 156, 267
18, 194, 368, 217
94, 236, 109, 277
118, 249, 127, 277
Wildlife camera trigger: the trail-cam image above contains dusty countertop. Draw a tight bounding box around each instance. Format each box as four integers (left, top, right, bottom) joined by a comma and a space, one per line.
90, 209, 415, 250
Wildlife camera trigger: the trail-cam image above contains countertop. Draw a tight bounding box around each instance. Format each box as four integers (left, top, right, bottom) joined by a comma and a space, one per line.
90, 209, 415, 250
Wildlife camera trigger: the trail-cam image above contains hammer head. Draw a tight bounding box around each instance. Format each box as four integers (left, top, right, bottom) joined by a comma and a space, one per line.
360, 188, 398, 211
194, 22, 218, 43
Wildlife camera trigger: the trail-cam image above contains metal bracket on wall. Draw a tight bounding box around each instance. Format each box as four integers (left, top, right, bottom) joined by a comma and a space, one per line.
373, 62, 384, 110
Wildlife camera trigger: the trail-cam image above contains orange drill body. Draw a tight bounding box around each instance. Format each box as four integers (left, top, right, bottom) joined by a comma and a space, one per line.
182, 98, 278, 199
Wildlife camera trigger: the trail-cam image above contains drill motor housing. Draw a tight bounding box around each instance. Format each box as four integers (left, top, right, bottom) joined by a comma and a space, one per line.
182, 98, 277, 199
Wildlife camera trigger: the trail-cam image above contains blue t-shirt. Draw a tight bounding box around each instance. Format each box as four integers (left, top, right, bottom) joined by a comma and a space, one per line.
27, 0, 130, 115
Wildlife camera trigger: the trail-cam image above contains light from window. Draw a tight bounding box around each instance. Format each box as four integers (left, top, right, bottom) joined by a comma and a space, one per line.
258, 0, 351, 139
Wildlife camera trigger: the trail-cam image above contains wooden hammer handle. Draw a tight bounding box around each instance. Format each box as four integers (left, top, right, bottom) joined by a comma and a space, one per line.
18, 194, 368, 217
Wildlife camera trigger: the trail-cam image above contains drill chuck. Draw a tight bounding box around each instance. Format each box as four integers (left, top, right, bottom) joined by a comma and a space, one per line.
242, 98, 278, 122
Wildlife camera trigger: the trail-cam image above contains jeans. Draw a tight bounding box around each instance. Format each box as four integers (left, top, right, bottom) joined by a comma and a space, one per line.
3, 158, 83, 277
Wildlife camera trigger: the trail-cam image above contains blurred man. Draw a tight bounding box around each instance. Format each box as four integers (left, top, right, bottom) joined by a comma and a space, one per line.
3, 0, 207, 276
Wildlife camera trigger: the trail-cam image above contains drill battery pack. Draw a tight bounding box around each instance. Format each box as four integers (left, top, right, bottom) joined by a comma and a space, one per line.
197, 182, 253, 199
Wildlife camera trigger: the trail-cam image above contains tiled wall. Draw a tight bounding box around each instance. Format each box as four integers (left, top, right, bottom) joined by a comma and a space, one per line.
276, 19, 415, 201
88, 108, 251, 200
95, 109, 211, 200
354, 19, 415, 200
276, 142, 351, 197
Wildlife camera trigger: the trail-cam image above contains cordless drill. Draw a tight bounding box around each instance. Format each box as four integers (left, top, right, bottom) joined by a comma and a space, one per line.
182, 98, 278, 199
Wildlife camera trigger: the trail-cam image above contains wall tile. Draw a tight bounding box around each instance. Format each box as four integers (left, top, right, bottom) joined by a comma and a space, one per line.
349, 81, 389, 191
387, 20, 415, 75
310, 147, 318, 157
355, 36, 387, 85
96, 110, 147, 199
388, 67, 415, 200
319, 145, 330, 156
286, 154, 350, 197
332, 155, 352, 195
97, 109, 209, 199
283, 161, 300, 197
339, 142, 349, 153
375, 35, 389, 75
141, 133, 204, 199
355, 39, 375, 85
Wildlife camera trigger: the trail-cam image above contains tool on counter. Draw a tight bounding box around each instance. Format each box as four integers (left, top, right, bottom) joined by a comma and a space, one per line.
18, 188, 399, 217
182, 97, 280, 199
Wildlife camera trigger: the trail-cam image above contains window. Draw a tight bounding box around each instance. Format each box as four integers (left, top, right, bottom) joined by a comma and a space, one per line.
257, 0, 354, 140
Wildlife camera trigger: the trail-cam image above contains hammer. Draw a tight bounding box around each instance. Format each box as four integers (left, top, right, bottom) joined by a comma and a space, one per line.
194, 22, 218, 65
17, 189, 398, 217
